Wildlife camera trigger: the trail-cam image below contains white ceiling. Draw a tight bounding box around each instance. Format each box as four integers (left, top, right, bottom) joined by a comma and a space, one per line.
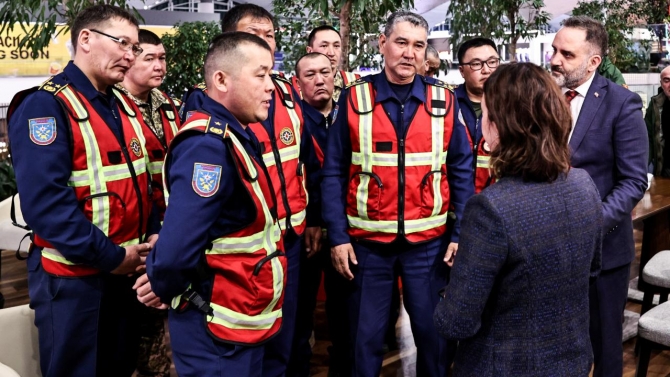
127, 0, 581, 28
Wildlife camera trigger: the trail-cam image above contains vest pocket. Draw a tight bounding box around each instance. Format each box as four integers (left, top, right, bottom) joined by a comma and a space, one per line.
347, 172, 383, 220
420, 170, 446, 218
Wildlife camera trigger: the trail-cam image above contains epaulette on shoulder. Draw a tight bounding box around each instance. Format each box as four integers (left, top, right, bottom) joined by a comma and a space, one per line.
205, 119, 228, 137
38, 76, 68, 95
423, 76, 455, 92
195, 82, 207, 90
345, 78, 367, 89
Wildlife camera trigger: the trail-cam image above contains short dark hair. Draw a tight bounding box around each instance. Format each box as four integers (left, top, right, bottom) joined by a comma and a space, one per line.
71, 5, 139, 51
484, 63, 571, 182
139, 29, 161, 45
457, 38, 497, 63
204, 32, 272, 87
221, 4, 274, 32
295, 52, 331, 77
562, 16, 608, 56
383, 11, 428, 38
308, 25, 340, 47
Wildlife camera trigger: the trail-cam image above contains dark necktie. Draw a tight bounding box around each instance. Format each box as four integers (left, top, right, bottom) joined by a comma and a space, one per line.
565, 90, 578, 104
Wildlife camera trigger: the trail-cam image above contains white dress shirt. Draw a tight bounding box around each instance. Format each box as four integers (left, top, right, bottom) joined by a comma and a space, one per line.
562, 72, 596, 142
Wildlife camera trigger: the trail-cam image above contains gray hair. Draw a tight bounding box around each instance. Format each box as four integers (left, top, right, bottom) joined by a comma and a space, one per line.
426, 45, 438, 59
383, 11, 429, 37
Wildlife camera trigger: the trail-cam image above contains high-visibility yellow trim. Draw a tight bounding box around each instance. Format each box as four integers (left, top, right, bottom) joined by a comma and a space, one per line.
347, 212, 448, 234
354, 83, 374, 220
476, 155, 490, 168
262, 145, 300, 167
207, 301, 282, 330
41, 236, 143, 266
277, 208, 306, 231
61, 87, 110, 235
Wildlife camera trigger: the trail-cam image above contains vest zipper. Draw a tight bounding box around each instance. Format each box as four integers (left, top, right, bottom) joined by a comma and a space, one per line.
472, 118, 480, 172
269, 131, 293, 232
398, 104, 405, 236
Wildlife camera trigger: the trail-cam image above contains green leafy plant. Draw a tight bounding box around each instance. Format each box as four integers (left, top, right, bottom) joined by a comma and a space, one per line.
0, 161, 17, 202
0, 0, 141, 56
272, 0, 412, 72
447, 0, 550, 62
160, 21, 221, 98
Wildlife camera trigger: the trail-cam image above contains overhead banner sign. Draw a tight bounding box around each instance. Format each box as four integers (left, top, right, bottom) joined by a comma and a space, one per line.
0, 24, 174, 77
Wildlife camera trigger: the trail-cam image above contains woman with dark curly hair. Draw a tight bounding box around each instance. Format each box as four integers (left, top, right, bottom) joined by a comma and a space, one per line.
433, 63, 603, 377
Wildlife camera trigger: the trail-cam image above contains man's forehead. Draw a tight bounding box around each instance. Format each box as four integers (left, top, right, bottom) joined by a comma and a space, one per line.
389, 21, 427, 39
314, 29, 341, 43
238, 16, 274, 30
140, 44, 165, 54
661, 67, 670, 80
555, 27, 588, 47
298, 56, 331, 72
463, 45, 498, 60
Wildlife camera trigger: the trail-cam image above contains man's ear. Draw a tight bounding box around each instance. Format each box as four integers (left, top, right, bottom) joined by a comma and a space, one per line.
588, 54, 602, 73
78, 29, 92, 54
212, 71, 228, 93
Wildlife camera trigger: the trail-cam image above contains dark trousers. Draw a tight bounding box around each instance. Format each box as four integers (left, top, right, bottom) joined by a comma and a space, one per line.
349, 238, 452, 377
589, 263, 631, 377
168, 306, 264, 377
288, 243, 355, 377
263, 234, 302, 376
27, 249, 141, 377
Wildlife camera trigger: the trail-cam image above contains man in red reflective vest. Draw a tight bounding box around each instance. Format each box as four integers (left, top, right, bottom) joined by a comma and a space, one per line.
454, 38, 500, 194
138, 32, 285, 377
116, 29, 181, 377
8, 5, 155, 376
321, 11, 474, 377
179, 5, 320, 376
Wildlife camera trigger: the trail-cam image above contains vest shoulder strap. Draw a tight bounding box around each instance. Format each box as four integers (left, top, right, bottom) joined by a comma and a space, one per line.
49, 80, 90, 121
423, 78, 454, 118
272, 74, 295, 109
348, 80, 374, 115
111, 87, 138, 117
345, 77, 367, 90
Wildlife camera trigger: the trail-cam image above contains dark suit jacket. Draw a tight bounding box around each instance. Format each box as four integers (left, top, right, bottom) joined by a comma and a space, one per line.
434, 169, 603, 377
570, 73, 648, 270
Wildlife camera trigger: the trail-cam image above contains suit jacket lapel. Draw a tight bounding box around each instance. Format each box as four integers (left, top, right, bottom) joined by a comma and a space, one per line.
569, 73, 608, 152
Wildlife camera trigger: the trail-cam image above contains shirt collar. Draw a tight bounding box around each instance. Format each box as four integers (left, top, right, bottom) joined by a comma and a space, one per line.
373, 71, 425, 104
301, 98, 334, 125
64, 61, 115, 102
200, 95, 251, 141
562, 71, 595, 98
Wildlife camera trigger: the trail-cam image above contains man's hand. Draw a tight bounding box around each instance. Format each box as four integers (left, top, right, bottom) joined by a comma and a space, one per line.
146, 234, 159, 250
304, 227, 323, 258
110, 243, 151, 275
134, 234, 159, 274
331, 243, 357, 280
444, 242, 458, 267
132, 273, 168, 309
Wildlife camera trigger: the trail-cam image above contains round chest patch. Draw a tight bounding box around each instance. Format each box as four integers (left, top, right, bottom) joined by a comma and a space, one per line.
129, 138, 142, 157
279, 127, 295, 145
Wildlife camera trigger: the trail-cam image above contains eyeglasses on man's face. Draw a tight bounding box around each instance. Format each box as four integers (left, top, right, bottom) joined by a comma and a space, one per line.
461, 58, 500, 71
90, 29, 143, 57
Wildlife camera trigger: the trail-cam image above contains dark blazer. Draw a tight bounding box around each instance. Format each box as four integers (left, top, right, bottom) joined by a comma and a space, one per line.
434, 169, 603, 377
570, 73, 648, 270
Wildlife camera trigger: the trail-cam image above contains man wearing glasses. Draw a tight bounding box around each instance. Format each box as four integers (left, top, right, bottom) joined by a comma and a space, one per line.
8, 5, 156, 376
454, 38, 500, 195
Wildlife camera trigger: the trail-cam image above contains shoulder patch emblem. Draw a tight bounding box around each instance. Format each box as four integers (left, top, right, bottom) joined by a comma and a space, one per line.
279, 127, 295, 145
129, 138, 142, 157
192, 163, 222, 197
29, 117, 57, 145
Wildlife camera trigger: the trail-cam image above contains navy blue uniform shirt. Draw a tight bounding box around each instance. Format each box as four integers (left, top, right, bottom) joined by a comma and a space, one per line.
147, 95, 268, 302
181, 80, 322, 231
302, 99, 337, 226
8, 62, 137, 271
454, 84, 483, 148
321, 71, 474, 247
